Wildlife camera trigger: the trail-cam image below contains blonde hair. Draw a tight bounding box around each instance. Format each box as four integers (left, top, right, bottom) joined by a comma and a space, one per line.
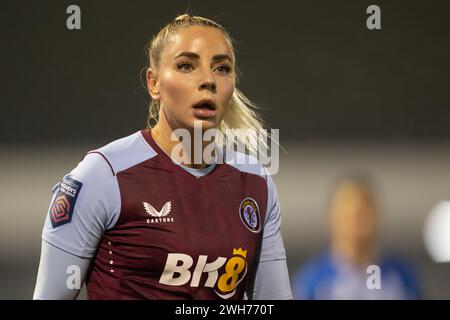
146, 14, 270, 156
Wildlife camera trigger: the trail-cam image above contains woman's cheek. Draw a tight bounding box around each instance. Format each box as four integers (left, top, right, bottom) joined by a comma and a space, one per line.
160, 73, 190, 105
223, 83, 234, 109
227, 84, 234, 102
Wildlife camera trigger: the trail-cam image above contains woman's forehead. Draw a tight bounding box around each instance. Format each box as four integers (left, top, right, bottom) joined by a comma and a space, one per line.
164, 26, 233, 59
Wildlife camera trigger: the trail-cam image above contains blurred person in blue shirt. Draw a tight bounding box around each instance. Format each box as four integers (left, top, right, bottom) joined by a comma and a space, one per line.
292, 174, 422, 299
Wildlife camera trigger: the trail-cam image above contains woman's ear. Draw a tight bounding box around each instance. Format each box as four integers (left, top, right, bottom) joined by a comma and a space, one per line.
146, 68, 160, 100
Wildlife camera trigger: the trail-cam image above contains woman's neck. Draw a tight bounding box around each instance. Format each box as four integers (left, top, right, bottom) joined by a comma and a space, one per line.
151, 118, 214, 169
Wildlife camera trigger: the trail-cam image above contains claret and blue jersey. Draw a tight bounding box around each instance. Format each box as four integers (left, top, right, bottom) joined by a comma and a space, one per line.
40, 129, 291, 300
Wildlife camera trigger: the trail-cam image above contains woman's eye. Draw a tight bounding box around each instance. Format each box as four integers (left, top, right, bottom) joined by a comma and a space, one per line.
177, 63, 194, 72
215, 64, 232, 74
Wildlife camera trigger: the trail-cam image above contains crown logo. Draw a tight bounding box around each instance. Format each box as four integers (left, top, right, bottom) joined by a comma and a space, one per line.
233, 248, 247, 258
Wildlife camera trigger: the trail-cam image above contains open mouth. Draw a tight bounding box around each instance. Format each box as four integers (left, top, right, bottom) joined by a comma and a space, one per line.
193, 99, 216, 110
192, 99, 217, 119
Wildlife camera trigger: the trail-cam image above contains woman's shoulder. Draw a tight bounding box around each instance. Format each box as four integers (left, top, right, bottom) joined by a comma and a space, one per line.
83, 130, 157, 176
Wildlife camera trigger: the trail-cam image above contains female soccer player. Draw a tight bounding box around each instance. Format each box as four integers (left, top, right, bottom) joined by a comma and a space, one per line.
33, 14, 293, 300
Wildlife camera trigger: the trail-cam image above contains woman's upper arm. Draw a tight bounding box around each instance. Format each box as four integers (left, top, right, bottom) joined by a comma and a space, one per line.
34, 152, 121, 299
41, 152, 121, 258
33, 240, 91, 300
248, 172, 293, 300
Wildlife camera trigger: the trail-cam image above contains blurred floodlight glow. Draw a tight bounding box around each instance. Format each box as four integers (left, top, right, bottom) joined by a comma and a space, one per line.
424, 201, 450, 263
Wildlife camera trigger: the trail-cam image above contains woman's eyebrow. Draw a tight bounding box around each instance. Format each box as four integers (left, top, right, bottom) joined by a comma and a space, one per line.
174, 51, 232, 62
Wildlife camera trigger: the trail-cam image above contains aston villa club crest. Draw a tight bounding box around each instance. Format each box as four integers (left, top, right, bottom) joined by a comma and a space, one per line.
239, 198, 261, 233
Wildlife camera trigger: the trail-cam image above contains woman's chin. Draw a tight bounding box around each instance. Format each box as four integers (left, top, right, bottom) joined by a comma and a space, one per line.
189, 118, 218, 131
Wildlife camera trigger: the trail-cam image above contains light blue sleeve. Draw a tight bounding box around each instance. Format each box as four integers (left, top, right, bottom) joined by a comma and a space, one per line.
42, 153, 121, 258
250, 260, 293, 300
33, 240, 91, 300
249, 172, 293, 299
259, 173, 287, 262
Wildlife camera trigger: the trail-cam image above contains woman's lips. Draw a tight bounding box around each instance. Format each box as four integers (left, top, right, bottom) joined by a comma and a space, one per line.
192, 107, 216, 118
192, 99, 217, 118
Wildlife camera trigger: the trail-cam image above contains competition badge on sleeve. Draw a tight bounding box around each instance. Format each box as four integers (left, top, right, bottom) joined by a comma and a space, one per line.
49, 176, 83, 228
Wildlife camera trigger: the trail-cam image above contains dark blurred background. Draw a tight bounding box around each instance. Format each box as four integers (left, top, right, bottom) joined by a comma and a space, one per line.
1, 0, 449, 299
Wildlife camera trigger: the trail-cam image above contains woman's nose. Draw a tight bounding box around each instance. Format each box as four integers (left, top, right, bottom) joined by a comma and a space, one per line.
199, 70, 216, 92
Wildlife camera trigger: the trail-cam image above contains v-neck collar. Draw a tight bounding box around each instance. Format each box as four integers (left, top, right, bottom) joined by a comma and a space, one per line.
140, 128, 226, 182
181, 162, 217, 177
